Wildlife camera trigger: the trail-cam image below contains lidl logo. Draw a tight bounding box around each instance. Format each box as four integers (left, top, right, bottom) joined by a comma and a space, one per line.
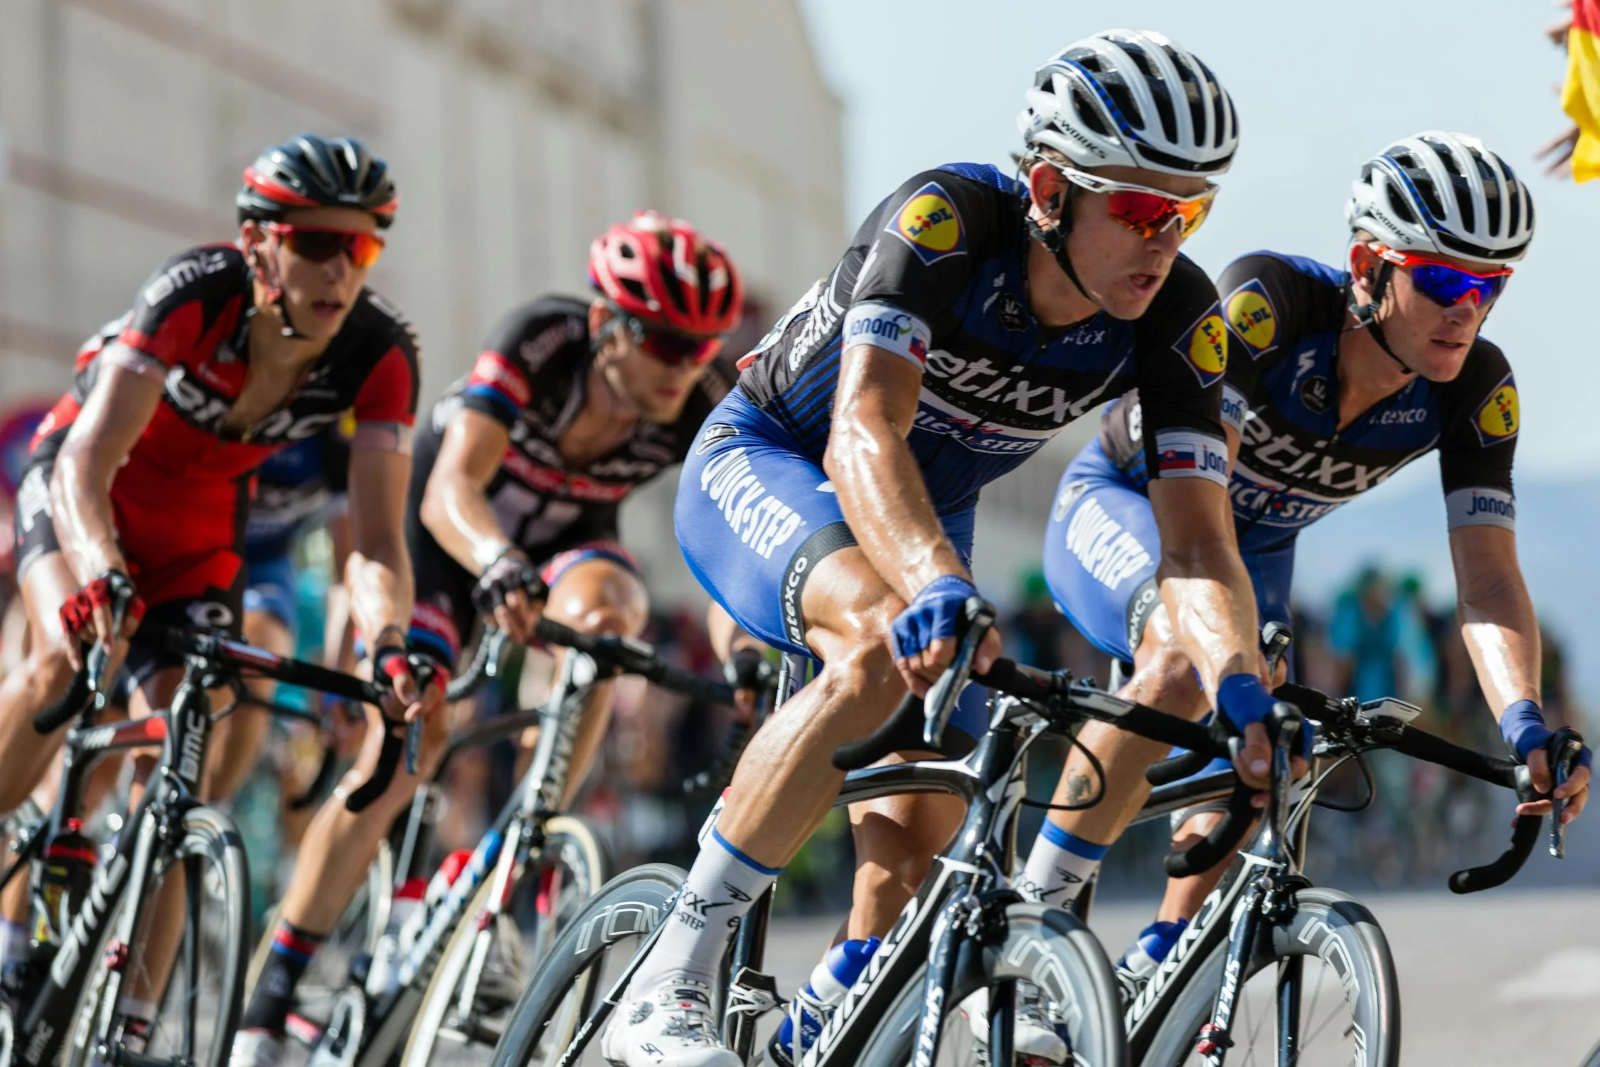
1174, 308, 1227, 386
1225, 281, 1277, 357
1473, 376, 1519, 445
888, 182, 966, 265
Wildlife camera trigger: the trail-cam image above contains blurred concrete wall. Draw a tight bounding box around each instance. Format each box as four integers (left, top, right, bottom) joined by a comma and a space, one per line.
0, 0, 844, 599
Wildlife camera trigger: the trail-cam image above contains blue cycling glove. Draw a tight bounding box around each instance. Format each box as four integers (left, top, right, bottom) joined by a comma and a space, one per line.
1216, 673, 1311, 757
891, 576, 977, 662
1501, 699, 1594, 769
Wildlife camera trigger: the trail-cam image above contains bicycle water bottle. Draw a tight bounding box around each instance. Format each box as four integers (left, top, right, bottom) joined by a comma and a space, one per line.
35, 819, 96, 942
768, 937, 881, 1067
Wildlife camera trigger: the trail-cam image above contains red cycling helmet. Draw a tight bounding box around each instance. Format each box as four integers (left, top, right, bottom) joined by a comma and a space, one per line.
587, 211, 744, 338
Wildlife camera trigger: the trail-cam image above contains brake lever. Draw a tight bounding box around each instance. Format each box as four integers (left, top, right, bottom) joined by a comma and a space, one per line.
1548, 730, 1584, 859
921, 597, 994, 748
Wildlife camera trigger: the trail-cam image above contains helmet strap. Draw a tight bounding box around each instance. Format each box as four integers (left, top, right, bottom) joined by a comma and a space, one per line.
249, 233, 311, 341
1346, 261, 1413, 376
1024, 185, 1094, 303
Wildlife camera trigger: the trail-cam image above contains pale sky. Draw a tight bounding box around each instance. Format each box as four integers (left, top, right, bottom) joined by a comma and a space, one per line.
798, 0, 1600, 480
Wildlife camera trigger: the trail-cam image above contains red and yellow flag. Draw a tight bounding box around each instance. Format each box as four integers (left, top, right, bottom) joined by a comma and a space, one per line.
1565, 0, 1600, 181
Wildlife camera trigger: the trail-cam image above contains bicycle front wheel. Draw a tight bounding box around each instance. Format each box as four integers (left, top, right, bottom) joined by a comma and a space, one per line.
1137, 887, 1400, 1067
489, 863, 685, 1067
857, 902, 1128, 1067
65, 805, 251, 1067
402, 814, 610, 1067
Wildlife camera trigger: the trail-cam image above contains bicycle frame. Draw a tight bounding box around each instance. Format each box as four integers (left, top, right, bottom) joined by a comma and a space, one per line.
15, 655, 222, 1067
341, 647, 603, 1067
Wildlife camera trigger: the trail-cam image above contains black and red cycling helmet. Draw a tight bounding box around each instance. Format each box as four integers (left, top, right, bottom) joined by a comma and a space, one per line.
237, 134, 398, 229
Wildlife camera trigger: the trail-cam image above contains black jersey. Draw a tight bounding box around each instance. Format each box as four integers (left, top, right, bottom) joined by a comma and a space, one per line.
1100, 252, 1519, 553
734, 163, 1230, 514
411, 295, 730, 549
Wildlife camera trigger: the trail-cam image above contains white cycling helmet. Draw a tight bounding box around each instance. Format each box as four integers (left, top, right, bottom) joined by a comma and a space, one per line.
1019, 30, 1239, 177
1346, 132, 1534, 264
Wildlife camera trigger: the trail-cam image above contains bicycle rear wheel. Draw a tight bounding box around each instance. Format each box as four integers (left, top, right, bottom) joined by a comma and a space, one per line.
489, 863, 685, 1067
1137, 888, 1399, 1067
855, 903, 1128, 1067
402, 815, 610, 1067
65, 805, 250, 1067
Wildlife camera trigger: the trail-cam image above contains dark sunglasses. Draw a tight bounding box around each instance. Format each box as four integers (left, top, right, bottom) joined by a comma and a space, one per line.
266, 224, 386, 269
611, 306, 723, 366
1376, 245, 1511, 309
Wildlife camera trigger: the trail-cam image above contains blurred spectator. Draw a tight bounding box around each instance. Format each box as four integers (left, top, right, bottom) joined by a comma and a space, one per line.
1328, 566, 1405, 702
1540, 0, 1600, 180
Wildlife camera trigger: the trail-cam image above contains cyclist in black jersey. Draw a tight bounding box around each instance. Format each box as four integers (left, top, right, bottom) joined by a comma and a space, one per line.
1030, 132, 1592, 1011
230, 211, 748, 1065
607, 31, 1301, 1067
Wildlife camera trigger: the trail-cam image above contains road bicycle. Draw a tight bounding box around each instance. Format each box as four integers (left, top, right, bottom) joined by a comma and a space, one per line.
238, 618, 741, 1067
486, 599, 1265, 1067
0, 590, 395, 1067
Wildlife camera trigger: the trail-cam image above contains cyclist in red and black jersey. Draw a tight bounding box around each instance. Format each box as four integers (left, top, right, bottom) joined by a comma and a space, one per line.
0, 135, 444, 1050
229, 210, 750, 1066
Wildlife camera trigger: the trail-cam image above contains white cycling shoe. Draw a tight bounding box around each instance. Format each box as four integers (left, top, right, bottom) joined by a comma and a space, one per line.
959, 986, 1068, 1065
600, 973, 739, 1067
228, 1029, 284, 1067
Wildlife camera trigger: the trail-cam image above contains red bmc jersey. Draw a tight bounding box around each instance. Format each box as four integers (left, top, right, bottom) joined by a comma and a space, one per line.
23, 244, 419, 611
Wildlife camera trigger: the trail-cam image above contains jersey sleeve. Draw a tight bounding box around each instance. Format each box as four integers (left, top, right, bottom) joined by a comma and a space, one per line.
460, 304, 583, 427
1131, 255, 1229, 486
1217, 253, 1303, 433
350, 320, 421, 454
107, 246, 239, 382
1437, 340, 1519, 531
838, 170, 1000, 370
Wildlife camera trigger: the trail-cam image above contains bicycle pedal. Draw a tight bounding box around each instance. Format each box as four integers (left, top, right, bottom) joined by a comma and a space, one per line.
727, 967, 782, 1018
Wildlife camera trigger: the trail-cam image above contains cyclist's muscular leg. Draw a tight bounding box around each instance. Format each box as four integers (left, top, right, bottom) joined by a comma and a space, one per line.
0, 553, 100, 812
277, 698, 450, 932
1020, 608, 1207, 904
538, 557, 649, 807
202, 608, 289, 802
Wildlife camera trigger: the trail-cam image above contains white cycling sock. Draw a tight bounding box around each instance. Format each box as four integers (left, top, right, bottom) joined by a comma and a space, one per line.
630, 825, 778, 989
1018, 820, 1108, 906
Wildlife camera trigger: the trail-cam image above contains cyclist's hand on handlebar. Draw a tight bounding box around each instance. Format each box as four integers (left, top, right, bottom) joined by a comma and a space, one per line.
1503, 703, 1594, 823
374, 645, 450, 724
723, 644, 773, 722
59, 570, 145, 670
472, 548, 547, 645
1218, 674, 1309, 791
890, 576, 1000, 696
1516, 747, 1590, 823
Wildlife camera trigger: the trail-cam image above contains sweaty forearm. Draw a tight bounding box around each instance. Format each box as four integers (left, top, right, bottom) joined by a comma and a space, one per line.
421, 475, 510, 576
1158, 544, 1259, 697
1460, 585, 1541, 716
824, 425, 966, 604
50, 446, 126, 581
345, 541, 414, 647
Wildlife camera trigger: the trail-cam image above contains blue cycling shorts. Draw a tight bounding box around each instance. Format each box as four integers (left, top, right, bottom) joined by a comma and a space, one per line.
243, 552, 298, 636
677, 388, 986, 738
1041, 438, 1294, 666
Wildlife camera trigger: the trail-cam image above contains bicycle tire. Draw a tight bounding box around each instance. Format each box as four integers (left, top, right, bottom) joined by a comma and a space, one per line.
401, 815, 610, 1067
854, 903, 1128, 1067
64, 805, 251, 1067
489, 863, 685, 1067
1137, 887, 1400, 1067
243, 837, 393, 1004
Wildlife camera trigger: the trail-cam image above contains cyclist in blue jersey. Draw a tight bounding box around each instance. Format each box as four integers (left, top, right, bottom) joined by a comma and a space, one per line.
1031, 132, 1592, 1009
603, 31, 1299, 1067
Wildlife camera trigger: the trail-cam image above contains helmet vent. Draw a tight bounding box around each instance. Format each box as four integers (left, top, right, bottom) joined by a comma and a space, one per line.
1072, 88, 1111, 137
1385, 183, 1419, 226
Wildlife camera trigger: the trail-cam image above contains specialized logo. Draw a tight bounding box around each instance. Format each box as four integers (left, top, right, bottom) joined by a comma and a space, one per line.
1154, 430, 1228, 485
696, 423, 739, 455
1299, 375, 1331, 414
1052, 480, 1088, 522
699, 448, 804, 561
1063, 497, 1153, 591
1174, 307, 1227, 387
1473, 375, 1519, 445
997, 292, 1027, 332
887, 182, 966, 265
843, 301, 930, 366
1224, 280, 1278, 357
